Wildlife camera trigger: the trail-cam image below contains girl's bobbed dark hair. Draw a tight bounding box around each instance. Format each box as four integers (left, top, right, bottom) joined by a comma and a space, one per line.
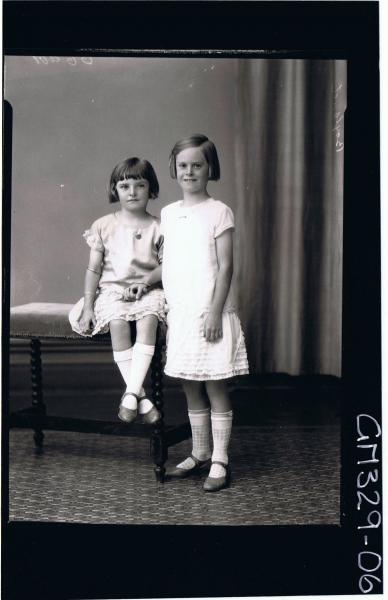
169, 134, 220, 181
109, 157, 159, 203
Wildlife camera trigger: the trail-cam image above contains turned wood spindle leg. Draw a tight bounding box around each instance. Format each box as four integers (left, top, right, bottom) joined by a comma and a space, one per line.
150, 331, 167, 482
31, 337, 46, 448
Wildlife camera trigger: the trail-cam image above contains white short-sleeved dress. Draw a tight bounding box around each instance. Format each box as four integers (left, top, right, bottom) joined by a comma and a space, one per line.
69, 212, 166, 336
161, 198, 249, 380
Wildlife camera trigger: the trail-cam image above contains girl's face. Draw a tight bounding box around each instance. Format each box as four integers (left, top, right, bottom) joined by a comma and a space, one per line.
175, 147, 209, 195
116, 178, 150, 212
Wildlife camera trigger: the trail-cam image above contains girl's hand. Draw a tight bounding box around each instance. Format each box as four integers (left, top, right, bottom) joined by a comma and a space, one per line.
123, 286, 135, 302
203, 311, 223, 342
123, 283, 149, 302
78, 307, 96, 333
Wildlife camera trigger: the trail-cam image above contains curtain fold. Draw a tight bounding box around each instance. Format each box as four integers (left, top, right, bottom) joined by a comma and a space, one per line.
234, 60, 346, 376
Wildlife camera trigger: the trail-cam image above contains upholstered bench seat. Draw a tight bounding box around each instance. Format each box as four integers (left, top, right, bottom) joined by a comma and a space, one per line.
9, 302, 190, 481
10, 302, 103, 339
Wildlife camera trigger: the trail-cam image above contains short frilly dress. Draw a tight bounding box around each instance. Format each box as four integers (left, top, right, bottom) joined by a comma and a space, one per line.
161, 198, 249, 381
69, 212, 166, 337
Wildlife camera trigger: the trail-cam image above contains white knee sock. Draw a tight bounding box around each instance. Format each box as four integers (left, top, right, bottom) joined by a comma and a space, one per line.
126, 343, 155, 412
209, 410, 233, 478
113, 347, 145, 410
177, 408, 211, 470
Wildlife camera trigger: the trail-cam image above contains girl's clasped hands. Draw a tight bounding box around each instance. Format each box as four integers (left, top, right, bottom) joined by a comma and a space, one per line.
123, 282, 150, 302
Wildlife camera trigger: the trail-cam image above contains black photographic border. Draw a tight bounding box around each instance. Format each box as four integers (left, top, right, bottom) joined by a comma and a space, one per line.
2, 2, 381, 598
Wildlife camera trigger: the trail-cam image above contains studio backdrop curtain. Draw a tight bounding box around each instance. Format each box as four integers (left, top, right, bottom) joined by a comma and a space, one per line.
234, 60, 346, 377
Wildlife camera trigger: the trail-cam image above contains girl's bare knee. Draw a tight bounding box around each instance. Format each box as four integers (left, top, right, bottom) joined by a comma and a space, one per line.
109, 319, 132, 350
136, 315, 158, 345
182, 380, 209, 410
205, 380, 231, 412
182, 380, 202, 395
205, 380, 228, 396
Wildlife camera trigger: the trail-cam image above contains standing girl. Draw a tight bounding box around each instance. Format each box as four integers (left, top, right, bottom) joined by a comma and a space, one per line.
161, 134, 249, 492
69, 157, 165, 425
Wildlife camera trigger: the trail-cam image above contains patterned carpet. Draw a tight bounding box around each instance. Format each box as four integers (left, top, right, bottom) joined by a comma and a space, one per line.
8, 424, 340, 525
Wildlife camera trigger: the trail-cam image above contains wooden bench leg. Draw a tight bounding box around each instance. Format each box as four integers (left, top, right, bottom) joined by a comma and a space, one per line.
31, 337, 46, 448
150, 333, 167, 482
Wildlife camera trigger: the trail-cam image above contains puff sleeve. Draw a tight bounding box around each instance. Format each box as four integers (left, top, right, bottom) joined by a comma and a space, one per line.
83, 221, 104, 252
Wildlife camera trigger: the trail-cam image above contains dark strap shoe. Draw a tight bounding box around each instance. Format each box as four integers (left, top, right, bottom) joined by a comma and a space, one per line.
118, 392, 138, 424
142, 404, 162, 425
203, 461, 231, 492
166, 454, 211, 479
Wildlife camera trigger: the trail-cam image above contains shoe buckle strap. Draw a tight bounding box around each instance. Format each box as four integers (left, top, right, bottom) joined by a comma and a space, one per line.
211, 460, 228, 469
121, 391, 139, 401
190, 454, 209, 466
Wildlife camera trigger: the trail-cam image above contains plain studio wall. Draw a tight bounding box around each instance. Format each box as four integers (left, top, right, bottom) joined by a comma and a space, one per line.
5, 56, 239, 306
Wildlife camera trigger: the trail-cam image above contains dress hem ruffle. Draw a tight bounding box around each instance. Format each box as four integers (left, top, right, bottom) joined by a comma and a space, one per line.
164, 310, 249, 380
164, 367, 249, 381
92, 309, 166, 336
70, 309, 166, 338
68, 287, 166, 337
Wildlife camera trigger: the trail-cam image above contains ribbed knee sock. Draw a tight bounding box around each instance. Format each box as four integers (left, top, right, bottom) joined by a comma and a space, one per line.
209, 410, 233, 478
177, 408, 211, 470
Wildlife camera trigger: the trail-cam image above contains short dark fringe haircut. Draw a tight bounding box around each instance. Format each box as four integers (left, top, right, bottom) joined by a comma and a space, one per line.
169, 134, 221, 181
109, 157, 159, 203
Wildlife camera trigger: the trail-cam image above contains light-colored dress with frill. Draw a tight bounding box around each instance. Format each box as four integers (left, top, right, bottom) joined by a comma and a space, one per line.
69, 212, 166, 336
161, 198, 249, 380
